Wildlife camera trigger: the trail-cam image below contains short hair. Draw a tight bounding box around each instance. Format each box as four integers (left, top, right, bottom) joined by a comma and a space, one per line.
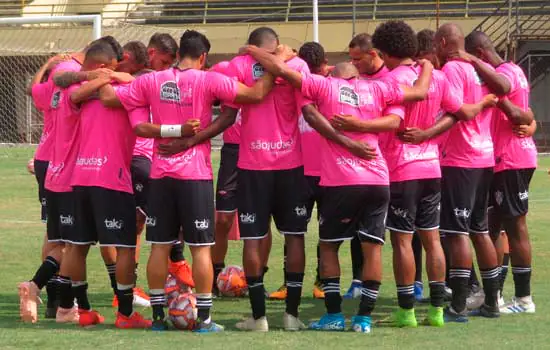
417, 29, 435, 55
348, 33, 374, 52
123, 41, 149, 67
148, 33, 178, 59
298, 42, 326, 71
178, 30, 211, 59
96, 35, 123, 62
465, 31, 493, 54
84, 41, 117, 64
248, 27, 279, 47
372, 20, 418, 59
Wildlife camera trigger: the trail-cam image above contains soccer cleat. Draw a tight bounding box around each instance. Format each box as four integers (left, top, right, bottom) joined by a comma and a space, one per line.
151, 318, 169, 331
169, 260, 195, 288
343, 281, 362, 299
115, 312, 152, 329
268, 285, 287, 300
283, 312, 307, 331
468, 303, 500, 318
235, 316, 269, 332
78, 309, 105, 327
309, 313, 346, 331
351, 315, 372, 333
444, 286, 453, 302
113, 288, 152, 308
56, 306, 80, 324
414, 282, 424, 302
466, 286, 485, 310
500, 296, 536, 314
422, 306, 444, 327
18, 281, 40, 323
194, 320, 224, 333
312, 281, 325, 299
443, 306, 468, 323
387, 308, 418, 328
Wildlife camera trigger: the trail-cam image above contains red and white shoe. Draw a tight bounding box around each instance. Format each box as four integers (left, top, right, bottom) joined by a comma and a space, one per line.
79, 309, 105, 327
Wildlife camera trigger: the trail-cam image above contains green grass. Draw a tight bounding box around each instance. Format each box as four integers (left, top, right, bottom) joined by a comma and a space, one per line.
1, 147, 550, 349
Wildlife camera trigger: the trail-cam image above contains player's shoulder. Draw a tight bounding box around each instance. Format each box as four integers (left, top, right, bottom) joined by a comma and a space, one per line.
287, 56, 310, 72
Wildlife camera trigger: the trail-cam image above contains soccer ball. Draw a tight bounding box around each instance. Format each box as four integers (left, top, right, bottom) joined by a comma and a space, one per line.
216, 265, 248, 297
165, 273, 192, 305
168, 293, 197, 330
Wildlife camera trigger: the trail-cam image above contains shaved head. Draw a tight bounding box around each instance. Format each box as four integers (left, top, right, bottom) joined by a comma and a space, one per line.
434, 23, 465, 63
465, 30, 494, 53
331, 62, 359, 80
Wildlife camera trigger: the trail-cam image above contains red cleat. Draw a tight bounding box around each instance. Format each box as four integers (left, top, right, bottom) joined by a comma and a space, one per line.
115, 312, 152, 329
79, 309, 105, 327
169, 260, 195, 288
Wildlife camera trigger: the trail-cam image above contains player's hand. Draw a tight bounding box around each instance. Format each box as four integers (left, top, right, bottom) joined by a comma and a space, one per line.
275, 44, 296, 62
331, 114, 363, 132
399, 127, 428, 144
157, 138, 195, 156
238, 45, 254, 56
26, 158, 35, 175
109, 72, 135, 84
416, 58, 434, 71
482, 94, 499, 108
182, 119, 201, 137
46, 53, 71, 69
87, 68, 114, 81
449, 49, 476, 63
347, 140, 377, 160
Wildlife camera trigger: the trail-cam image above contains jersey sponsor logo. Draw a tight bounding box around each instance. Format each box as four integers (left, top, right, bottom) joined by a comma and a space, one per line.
194, 219, 210, 230
145, 216, 157, 227
76, 156, 108, 168
454, 208, 471, 219
250, 139, 293, 152
157, 148, 196, 165
294, 206, 307, 217
470, 139, 493, 153
403, 149, 438, 162
240, 212, 256, 224
60, 215, 74, 226
104, 218, 124, 230
520, 139, 536, 150
50, 90, 61, 109
160, 81, 181, 103
518, 191, 528, 201
494, 190, 504, 206
252, 63, 265, 80
336, 155, 367, 168
338, 86, 360, 107
390, 205, 409, 218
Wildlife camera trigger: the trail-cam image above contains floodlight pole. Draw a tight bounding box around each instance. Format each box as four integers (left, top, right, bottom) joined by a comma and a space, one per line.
313, 0, 319, 42
0, 15, 102, 40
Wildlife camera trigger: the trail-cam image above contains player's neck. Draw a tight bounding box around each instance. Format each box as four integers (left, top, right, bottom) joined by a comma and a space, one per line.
397, 58, 415, 66
177, 57, 201, 71
369, 57, 385, 75
487, 53, 505, 67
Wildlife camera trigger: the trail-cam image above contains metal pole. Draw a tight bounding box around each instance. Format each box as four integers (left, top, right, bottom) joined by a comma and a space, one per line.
313, 0, 319, 42
352, 0, 356, 37
0, 15, 102, 40
505, 0, 512, 60
436, 0, 440, 28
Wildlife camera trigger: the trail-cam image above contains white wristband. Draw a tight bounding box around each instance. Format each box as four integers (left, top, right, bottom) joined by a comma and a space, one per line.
160, 124, 182, 138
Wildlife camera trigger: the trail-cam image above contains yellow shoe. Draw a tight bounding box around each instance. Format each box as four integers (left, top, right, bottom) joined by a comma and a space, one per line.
268, 285, 287, 300
313, 282, 325, 299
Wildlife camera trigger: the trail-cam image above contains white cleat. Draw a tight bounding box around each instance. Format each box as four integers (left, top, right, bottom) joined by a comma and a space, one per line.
500, 296, 536, 314
283, 312, 307, 331
133, 294, 151, 308
466, 288, 485, 310
236, 316, 269, 332
498, 291, 505, 308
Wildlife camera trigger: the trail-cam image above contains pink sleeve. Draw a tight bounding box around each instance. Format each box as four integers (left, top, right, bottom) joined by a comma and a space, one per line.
66, 83, 82, 113
31, 81, 52, 111
374, 80, 405, 119
440, 78, 462, 114
296, 90, 314, 109
115, 74, 151, 111
128, 107, 150, 128
301, 72, 330, 102
441, 63, 464, 105
383, 105, 405, 119
496, 66, 515, 94
206, 71, 238, 104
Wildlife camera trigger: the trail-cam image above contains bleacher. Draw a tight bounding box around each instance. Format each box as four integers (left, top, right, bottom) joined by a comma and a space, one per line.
0, 0, 28, 17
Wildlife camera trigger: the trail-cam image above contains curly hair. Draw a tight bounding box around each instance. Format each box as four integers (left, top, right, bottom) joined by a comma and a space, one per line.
298, 41, 326, 72
417, 29, 435, 56
372, 20, 418, 59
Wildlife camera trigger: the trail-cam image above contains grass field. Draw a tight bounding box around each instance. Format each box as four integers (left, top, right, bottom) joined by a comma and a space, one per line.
1, 146, 550, 349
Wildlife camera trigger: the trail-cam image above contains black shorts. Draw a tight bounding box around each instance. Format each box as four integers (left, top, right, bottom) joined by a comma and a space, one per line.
34, 160, 49, 222
490, 168, 535, 218
440, 167, 493, 236
45, 190, 75, 243
131, 156, 151, 215
386, 178, 441, 234
237, 167, 309, 239
305, 175, 322, 222
319, 185, 389, 244
72, 186, 137, 247
146, 178, 215, 246
216, 143, 239, 212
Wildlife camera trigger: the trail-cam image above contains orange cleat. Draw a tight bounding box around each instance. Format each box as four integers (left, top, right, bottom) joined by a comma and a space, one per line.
313, 282, 325, 299
115, 312, 152, 329
56, 306, 80, 324
18, 281, 39, 323
169, 260, 195, 288
268, 285, 287, 300
79, 309, 105, 327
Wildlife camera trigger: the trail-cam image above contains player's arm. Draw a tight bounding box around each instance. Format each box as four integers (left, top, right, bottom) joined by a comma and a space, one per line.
244, 45, 303, 89
54, 68, 113, 88
399, 114, 457, 144
469, 56, 510, 96
399, 59, 434, 101
26, 55, 66, 95
331, 114, 401, 133
513, 118, 537, 138
134, 119, 200, 139
99, 84, 122, 107
70, 77, 111, 104
234, 74, 275, 104
498, 98, 534, 125
453, 94, 499, 121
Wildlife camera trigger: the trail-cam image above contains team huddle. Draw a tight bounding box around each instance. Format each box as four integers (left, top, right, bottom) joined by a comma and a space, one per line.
19, 19, 537, 333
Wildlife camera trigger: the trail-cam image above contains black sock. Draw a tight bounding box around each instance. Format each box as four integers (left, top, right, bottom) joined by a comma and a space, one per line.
397, 284, 415, 309
449, 268, 471, 313
149, 289, 166, 321
283, 244, 287, 284
46, 276, 59, 308
58, 275, 74, 309
500, 253, 510, 293
72, 282, 91, 311
469, 265, 480, 289
117, 284, 134, 317
196, 294, 213, 323
412, 233, 423, 283
105, 263, 117, 294
170, 242, 185, 263
213, 263, 225, 290
246, 276, 266, 319
429, 281, 446, 307
350, 237, 363, 281
358, 280, 381, 316
285, 272, 304, 317
480, 266, 500, 308
31, 256, 60, 289
322, 277, 342, 314
512, 265, 531, 297
315, 244, 321, 284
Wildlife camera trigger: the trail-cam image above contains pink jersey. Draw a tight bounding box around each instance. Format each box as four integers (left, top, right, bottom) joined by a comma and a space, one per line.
382, 65, 462, 182
440, 60, 495, 168
226, 55, 310, 170
492, 62, 537, 172
32, 81, 55, 162
129, 108, 154, 160
70, 83, 135, 193
297, 94, 322, 177
301, 72, 404, 186
361, 64, 389, 80
116, 68, 238, 181
212, 61, 241, 145
44, 60, 83, 192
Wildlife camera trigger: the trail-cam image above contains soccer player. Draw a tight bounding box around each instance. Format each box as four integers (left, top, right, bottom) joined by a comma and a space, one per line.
464, 31, 537, 313
368, 20, 497, 327
225, 27, 311, 331
99, 29, 277, 332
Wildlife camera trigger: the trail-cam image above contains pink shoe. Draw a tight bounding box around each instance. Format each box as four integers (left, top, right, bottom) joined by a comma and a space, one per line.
18, 281, 39, 323
56, 306, 80, 323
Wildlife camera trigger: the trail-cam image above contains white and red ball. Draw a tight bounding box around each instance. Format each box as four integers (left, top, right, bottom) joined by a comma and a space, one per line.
216, 265, 248, 297
165, 273, 193, 305
168, 293, 197, 330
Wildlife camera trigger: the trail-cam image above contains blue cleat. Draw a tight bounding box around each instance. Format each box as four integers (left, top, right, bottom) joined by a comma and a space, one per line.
193, 320, 225, 333
414, 281, 424, 302
343, 281, 362, 299
351, 315, 372, 333
151, 319, 169, 331
468, 304, 500, 318
443, 306, 468, 323
309, 313, 346, 331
